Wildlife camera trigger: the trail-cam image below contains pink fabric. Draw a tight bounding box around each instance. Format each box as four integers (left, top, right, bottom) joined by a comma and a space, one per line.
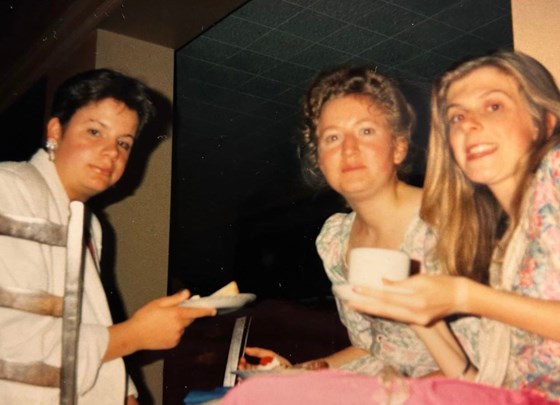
220, 370, 557, 405
407, 378, 553, 405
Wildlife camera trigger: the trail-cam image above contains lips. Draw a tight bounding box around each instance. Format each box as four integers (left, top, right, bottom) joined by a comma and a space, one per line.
91, 165, 113, 178
342, 164, 366, 173
466, 143, 497, 161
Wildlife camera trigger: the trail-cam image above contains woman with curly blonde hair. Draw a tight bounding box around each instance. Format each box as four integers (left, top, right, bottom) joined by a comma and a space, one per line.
241, 66, 478, 378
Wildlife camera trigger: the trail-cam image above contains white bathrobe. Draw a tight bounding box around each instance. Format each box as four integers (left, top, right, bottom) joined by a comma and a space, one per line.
0, 149, 130, 404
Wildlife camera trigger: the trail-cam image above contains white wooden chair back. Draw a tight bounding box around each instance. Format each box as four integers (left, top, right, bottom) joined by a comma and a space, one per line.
0, 201, 86, 405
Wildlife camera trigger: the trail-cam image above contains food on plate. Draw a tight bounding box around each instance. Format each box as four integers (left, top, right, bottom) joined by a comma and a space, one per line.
188, 281, 239, 301
256, 356, 281, 371
210, 281, 239, 297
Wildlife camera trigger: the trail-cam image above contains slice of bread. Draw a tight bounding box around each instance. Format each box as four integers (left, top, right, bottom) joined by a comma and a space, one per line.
210, 281, 239, 297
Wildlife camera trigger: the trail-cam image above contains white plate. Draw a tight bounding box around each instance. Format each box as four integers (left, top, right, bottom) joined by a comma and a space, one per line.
332, 284, 412, 302
180, 293, 256, 314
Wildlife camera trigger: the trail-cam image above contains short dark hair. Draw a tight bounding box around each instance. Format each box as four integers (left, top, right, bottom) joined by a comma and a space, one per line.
300, 66, 416, 189
50, 69, 156, 135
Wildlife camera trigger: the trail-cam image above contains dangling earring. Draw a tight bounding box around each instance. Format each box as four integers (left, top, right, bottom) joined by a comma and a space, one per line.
45, 139, 57, 162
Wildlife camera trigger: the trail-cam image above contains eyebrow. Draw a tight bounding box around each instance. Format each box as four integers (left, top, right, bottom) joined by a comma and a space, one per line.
122, 134, 136, 142
88, 118, 108, 128
320, 118, 380, 130
446, 89, 513, 112
87, 118, 136, 139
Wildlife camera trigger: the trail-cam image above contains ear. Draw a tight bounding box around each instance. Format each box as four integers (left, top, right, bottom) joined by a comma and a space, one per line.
545, 112, 558, 138
46, 117, 63, 143
393, 136, 408, 165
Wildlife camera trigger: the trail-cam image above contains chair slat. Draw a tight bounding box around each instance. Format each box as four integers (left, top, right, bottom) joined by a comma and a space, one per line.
0, 359, 60, 388
0, 212, 66, 246
60, 201, 86, 405
0, 287, 63, 317
0, 202, 86, 405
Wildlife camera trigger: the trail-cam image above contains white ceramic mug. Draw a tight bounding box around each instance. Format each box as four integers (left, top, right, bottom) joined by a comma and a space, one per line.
348, 247, 410, 288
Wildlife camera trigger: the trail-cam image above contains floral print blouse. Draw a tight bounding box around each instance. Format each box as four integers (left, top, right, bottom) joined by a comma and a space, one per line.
316, 212, 479, 377
489, 145, 560, 398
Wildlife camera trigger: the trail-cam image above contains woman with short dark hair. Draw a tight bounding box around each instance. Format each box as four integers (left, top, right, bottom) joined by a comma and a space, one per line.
0, 69, 215, 404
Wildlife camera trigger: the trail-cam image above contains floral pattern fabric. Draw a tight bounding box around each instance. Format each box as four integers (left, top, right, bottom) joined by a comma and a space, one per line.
316, 212, 479, 377
490, 146, 560, 398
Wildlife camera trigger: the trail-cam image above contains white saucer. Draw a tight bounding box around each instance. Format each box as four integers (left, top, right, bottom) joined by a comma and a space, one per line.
332, 284, 412, 302
180, 293, 256, 314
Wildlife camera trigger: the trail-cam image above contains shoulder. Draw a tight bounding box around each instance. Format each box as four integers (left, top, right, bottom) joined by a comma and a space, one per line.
317, 212, 353, 246
0, 160, 30, 183
0, 159, 47, 189
0, 160, 49, 216
401, 215, 439, 273
401, 215, 430, 251
404, 215, 431, 238
540, 144, 560, 178
316, 212, 353, 271
531, 144, 560, 199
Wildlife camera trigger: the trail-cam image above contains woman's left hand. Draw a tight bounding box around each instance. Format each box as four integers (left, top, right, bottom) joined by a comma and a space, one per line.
347, 274, 470, 325
293, 359, 329, 370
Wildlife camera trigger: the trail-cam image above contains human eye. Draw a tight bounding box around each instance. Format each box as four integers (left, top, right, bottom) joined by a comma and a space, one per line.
117, 138, 133, 151
87, 128, 101, 136
360, 127, 375, 136
447, 112, 463, 125
321, 132, 340, 145
486, 102, 502, 113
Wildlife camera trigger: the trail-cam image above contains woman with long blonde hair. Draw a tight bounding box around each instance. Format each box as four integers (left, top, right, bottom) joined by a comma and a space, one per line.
349, 51, 560, 399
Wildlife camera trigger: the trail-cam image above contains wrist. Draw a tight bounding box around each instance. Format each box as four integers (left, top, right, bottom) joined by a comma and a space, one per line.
108, 319, 142, 359
125, 318, 145, 353
454, 277, 470, 313
298, 359, 329, 370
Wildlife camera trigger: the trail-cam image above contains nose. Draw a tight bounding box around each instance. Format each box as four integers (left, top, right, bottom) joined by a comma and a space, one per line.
460, 112, 482, 133
342, 133, 358, 155
102, 139, 119, 159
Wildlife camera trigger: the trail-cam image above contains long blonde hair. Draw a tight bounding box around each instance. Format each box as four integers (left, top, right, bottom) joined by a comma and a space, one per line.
421, 51, 560, 282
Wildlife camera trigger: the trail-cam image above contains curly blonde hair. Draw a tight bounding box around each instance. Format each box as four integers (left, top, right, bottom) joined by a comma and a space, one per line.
422, 51, 560, 283
299, 66, 416, 189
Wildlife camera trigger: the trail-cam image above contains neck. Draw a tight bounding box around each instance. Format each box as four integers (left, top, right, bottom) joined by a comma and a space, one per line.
348, 180, 408, 232
488, 180, 518, 219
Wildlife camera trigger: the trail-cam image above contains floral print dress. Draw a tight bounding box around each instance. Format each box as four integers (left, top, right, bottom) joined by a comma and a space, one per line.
316, 212, 479, 377
478, 145, 560, 399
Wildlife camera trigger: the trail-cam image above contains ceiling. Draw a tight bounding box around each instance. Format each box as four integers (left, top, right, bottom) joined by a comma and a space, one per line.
0, 0, 248, 110
170, 0, 513, 296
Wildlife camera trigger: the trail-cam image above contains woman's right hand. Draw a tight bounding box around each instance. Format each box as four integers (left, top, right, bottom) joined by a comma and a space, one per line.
348, 274, 470, 326
128, 290, 216, 350
238, 347, 292, 370
105, 290, 216, 362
